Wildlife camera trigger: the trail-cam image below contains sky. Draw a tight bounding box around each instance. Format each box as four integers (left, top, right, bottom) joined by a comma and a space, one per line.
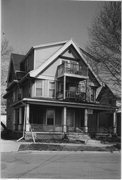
2, 0, 104, 54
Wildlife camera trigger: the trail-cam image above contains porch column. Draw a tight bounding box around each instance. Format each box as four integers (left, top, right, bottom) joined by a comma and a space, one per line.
113, 111, 117, 134
97, 112, 100, 132
18, 108, 22, 131
63, 107, 67, 133
25, 104, 30, 131
13, 109, 16, 130
63, 76, 66, 99
84, 109, 88, 133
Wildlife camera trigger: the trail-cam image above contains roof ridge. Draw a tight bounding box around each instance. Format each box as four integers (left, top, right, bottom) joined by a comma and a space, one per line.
33, 40, 68, 49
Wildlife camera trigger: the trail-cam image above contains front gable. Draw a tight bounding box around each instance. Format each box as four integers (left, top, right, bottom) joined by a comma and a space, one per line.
30, 39, 101, 86
40, 44, 86, 77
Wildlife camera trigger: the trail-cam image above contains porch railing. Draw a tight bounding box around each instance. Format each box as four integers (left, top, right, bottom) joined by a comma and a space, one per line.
30, 124, 64, 132
88, 127, 114, 134
66, 90, 86, 101
57, 62, 88, 77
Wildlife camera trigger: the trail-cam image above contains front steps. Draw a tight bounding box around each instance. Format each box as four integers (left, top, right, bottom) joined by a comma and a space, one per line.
22, 131, 101, 145
67, 132, 101, 144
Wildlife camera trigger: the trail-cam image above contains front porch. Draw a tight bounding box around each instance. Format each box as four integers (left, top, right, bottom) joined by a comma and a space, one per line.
13, 99, 117, 140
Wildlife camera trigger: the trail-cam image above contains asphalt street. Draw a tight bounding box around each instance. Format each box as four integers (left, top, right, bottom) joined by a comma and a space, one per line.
1, 151, 121, 179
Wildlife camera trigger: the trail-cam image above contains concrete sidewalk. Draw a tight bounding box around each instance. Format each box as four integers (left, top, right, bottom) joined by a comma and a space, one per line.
0, 139, 32, 152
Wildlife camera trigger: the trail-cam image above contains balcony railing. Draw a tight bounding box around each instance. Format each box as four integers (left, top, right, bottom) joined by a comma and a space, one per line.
56, 90, 86, 102
57, 62, 88, 77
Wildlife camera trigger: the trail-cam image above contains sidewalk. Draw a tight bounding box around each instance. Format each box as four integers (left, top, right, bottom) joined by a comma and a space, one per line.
0, 139, 31, 152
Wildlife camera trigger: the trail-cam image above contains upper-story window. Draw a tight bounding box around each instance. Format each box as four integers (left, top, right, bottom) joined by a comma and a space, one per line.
49, 81, 55, 98
36, 80, 43, 97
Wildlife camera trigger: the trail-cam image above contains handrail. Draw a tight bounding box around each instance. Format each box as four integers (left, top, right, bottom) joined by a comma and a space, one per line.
57, 62, 88, 77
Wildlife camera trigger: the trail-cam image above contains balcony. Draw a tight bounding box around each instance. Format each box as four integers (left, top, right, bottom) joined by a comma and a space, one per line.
57, 62, 88, 78
57, 90, 86, 102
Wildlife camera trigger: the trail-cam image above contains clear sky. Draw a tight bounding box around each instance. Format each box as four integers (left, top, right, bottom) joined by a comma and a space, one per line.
2, 0, 104, 54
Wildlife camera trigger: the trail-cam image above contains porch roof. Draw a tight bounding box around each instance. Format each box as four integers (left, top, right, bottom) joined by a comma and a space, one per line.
12, 98, 117, 111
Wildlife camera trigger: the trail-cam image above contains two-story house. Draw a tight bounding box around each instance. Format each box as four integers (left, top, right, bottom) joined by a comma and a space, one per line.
3, 39, 117, 140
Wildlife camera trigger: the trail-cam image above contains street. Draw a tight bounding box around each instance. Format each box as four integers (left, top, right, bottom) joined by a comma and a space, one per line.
1, 151, 121, 179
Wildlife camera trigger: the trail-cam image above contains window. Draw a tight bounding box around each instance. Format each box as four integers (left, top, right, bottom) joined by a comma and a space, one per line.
49, 81, 55, 98
46, 110, 55, 125
36, 80, 43, 97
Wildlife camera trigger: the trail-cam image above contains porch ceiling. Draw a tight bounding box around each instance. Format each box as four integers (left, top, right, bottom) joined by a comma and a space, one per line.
12, 98, 116, 111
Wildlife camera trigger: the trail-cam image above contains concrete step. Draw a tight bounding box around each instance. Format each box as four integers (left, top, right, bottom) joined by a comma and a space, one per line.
87, 139, 101, 145
67, 133, 91, 143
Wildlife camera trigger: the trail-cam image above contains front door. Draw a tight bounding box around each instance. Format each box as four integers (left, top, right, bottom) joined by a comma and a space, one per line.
67, 109, 75, 131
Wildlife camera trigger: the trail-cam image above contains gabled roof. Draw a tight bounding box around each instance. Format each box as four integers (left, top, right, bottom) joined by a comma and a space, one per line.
29, 39, 101, 86
97, 84, 116, 101
33, 40, 67, 49
7, 53, 25, 83
80, 48, 121, 99
11, 53, 25, 71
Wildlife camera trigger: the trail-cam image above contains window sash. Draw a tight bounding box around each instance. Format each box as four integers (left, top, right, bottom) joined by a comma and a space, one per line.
49, 81, 55, 97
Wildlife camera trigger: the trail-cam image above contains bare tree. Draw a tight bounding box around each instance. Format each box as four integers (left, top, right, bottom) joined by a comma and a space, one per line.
1, 36, 13, 57
86, 2, 121, 88
1, 35, 13, 85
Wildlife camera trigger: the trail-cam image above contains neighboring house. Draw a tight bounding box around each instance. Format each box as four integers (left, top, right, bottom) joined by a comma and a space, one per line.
3, 39, 118, 140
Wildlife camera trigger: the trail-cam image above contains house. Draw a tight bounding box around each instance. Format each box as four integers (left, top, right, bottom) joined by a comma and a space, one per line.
3, 39, 118, 140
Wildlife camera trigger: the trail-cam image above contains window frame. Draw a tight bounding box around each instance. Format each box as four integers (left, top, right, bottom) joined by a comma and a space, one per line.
48, 81, 55, 98
35, 80, 44, 97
